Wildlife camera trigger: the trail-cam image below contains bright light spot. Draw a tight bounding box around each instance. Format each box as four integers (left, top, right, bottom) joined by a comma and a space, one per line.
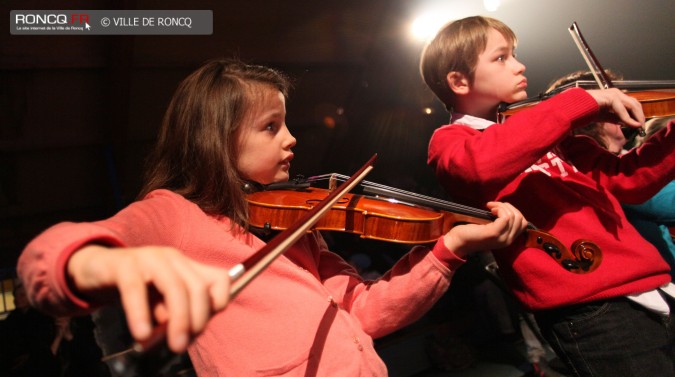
483, 0, 500, 11
423, 107, 433, 115
411, 14, 450, 42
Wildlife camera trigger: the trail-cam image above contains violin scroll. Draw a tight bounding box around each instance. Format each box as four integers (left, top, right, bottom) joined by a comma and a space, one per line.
525, 229, 602, 273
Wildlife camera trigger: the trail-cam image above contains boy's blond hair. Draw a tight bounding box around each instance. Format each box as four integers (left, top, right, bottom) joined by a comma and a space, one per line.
420, 16, 516, 111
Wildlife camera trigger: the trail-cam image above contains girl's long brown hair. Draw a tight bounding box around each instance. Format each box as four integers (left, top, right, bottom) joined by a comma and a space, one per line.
139, 59, 290, 228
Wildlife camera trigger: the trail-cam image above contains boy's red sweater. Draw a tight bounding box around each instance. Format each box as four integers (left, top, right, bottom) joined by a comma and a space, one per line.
428, 88, 675, 311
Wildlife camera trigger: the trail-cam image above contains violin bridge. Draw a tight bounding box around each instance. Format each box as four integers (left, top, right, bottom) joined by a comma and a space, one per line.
328, 174, 337, 191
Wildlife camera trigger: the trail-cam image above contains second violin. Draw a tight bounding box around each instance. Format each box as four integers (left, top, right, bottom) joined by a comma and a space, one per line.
498, 22, 675, 124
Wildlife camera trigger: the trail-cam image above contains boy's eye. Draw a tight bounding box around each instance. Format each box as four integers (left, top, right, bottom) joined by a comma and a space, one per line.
496, 55, 505, 62
265, 123, 276, 131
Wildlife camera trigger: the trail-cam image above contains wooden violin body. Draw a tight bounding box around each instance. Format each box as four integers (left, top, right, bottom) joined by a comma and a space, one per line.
248, 186, 448, 244
247, 175, 603, 273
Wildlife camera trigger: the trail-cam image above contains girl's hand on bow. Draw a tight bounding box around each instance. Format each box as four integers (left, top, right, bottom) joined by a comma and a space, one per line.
67, 245, 231, 353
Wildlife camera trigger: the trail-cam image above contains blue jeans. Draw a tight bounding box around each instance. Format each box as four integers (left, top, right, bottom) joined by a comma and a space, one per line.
534, 294, 675, 377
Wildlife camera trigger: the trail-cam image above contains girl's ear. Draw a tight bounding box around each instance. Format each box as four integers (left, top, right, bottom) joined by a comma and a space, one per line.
446, 71, 470, 95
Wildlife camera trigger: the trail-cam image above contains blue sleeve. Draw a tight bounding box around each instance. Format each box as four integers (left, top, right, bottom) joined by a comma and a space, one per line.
622, 181, 675, 223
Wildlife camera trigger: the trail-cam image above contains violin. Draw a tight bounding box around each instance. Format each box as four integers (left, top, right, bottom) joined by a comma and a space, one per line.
498, 80, 675, 122
498, 22, 675, 124
247, 173, 603, 274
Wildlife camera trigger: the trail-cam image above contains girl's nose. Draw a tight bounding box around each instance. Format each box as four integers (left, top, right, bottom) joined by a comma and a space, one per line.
284, 126, 297, 149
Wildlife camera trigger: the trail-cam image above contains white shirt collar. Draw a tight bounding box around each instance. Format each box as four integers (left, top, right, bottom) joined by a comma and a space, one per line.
450, 112, 495, 130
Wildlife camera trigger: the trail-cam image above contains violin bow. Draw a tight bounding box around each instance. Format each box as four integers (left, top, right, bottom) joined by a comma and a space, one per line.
568, 22, 646, 136
568, 22, 610, 90
103, 154, 378, 376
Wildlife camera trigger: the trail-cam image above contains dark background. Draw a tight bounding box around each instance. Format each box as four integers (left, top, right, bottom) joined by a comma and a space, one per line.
1, 0, 674, 269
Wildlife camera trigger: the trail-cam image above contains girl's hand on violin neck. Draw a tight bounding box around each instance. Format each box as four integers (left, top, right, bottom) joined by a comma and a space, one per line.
587, 88, 645, 129
442, 201, 528, 259
67, 245, 231, 353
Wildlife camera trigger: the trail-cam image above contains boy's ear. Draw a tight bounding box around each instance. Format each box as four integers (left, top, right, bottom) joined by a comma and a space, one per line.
446, 71, 470, 95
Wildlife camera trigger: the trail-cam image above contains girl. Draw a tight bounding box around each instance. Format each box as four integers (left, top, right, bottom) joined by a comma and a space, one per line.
18, 58, 527, 376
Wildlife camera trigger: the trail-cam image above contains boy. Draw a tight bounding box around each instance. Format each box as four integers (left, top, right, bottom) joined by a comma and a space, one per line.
420, 16, 675, 377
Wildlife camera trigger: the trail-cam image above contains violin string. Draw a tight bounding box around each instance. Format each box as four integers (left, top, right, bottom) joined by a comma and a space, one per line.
306, 173, 493, 220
